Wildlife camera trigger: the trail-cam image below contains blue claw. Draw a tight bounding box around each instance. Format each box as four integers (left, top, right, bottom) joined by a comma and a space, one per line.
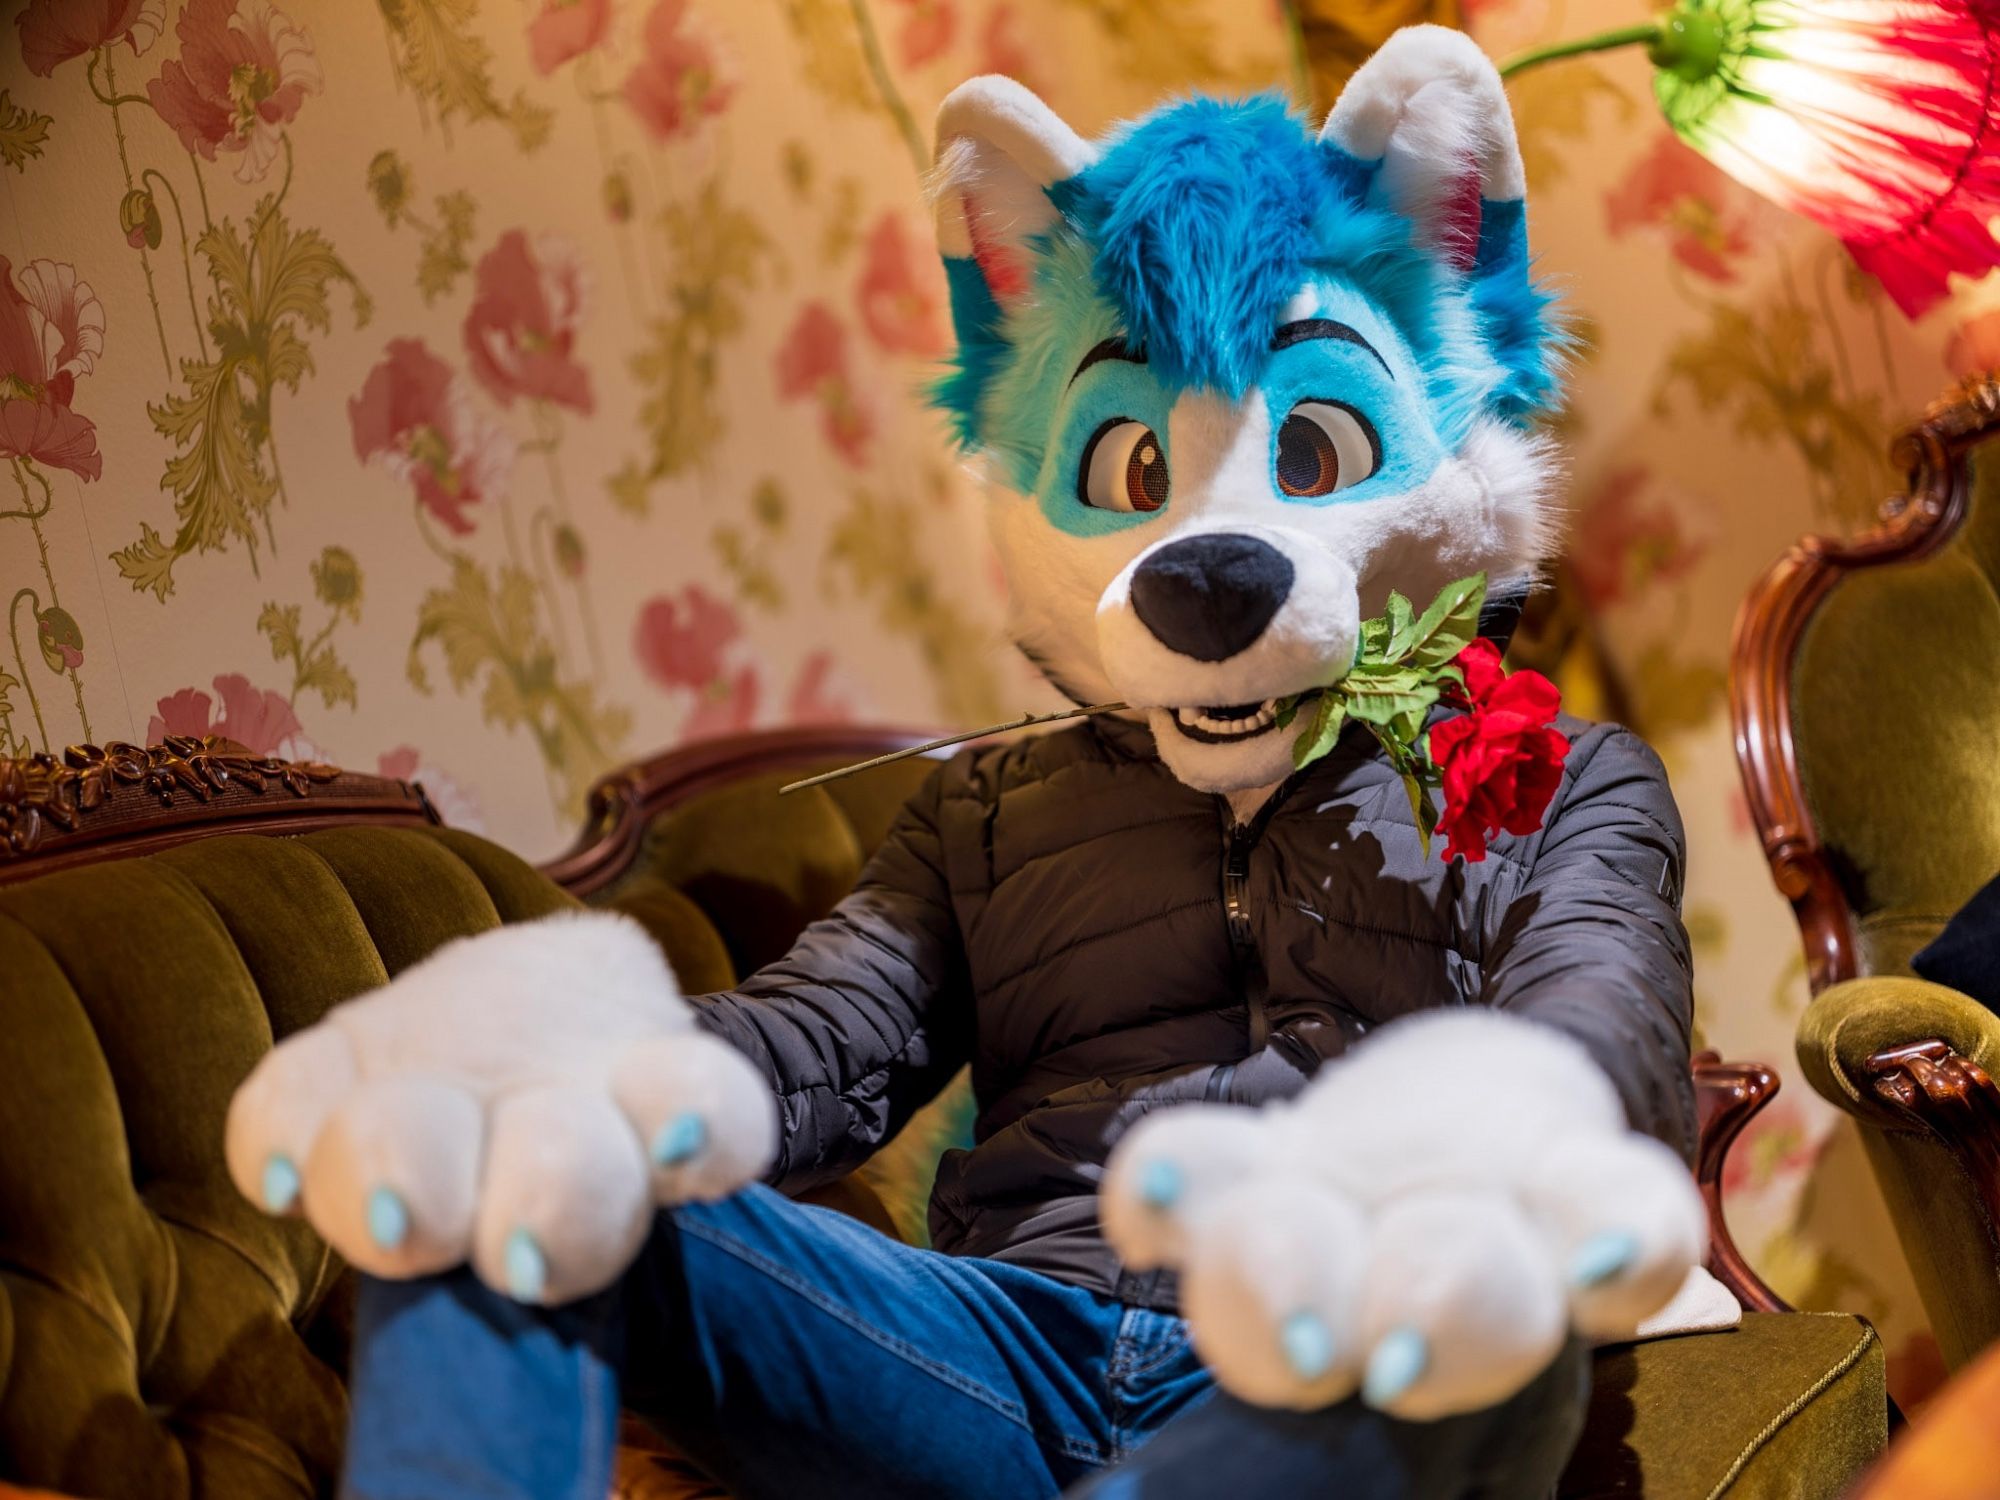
504, 1228, 547, 1302
1136, 1159, 1183, 1211
366, 1186, 409, 1251
1570, 1230, 1640, 1289
1363, 1327, 1428, 1407
1280, 1310, 1337, 1381
261, 1153, 300, 1213
650, 1112, 708, 1167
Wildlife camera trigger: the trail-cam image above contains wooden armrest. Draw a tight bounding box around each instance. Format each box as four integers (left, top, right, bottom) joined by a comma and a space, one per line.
1797, 975, 2000, 1130
1693, 1052, 1791, 1312
1862, 1039, 2000, 1249
1792, 975, 2000, 1253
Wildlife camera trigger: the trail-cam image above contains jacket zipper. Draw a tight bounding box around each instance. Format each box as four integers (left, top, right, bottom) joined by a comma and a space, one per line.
1218, 780, 1299, 1056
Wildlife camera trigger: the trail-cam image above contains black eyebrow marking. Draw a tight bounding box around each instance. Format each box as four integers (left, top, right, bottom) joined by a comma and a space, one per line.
1271, 319, 1392, 377
1069, 336, 1146, 387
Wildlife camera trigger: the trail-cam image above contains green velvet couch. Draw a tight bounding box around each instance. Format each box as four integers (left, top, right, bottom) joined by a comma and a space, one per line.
0, 731, 1885, 1497
1733, 376, 2000, 1377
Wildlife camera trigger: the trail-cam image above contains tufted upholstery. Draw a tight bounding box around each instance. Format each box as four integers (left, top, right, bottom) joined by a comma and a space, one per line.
0, 826, 572, 1497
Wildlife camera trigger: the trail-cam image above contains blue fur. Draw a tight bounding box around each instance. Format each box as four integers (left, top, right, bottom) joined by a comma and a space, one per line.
932, 255, 1009, 447
1469, 199, 1566, 420
1060, 94, 1333, 397
982, 230, 1123, 496
930, 93, 1564, 467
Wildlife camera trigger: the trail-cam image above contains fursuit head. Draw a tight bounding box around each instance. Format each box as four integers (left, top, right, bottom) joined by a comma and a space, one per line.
929, 25, 1563, 795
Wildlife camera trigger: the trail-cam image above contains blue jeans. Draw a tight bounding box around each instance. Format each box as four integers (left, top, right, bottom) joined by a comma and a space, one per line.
341, 1185, 1588, 1500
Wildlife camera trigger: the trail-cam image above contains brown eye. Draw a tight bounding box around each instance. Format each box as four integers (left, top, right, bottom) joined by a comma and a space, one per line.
1080, 420, 1168, 513
1276, 401, 1378, 498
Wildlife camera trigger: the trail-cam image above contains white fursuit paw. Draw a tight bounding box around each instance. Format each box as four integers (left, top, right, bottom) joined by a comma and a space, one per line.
226, 911, 775, 1305
1100, 1011, 1703, 1421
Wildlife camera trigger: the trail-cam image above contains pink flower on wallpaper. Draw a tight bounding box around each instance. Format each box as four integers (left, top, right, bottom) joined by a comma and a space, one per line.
16, 0, 163, 76
681, 665, 759, 741
857, 213, 946, 357
1605, 132, 1756, 284
526, 0, 611, 75
1569, 466, 1707, 611
1720, 1099, 1820, 1198
147, 0, 321, 185
787, 651, 854, 726
0, 256, 105, 482
378, 745, 486, 832
464, 230, 595, 413
621, 0, 733, 144
148, 673, 303, 756
634, 586, 764, 743
893, 0, 955, 68
634, 585, 739, 690
775, 303, 873, 468
349, 338, 515, 536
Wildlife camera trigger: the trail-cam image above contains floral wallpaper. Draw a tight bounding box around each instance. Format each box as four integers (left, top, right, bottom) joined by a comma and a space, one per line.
1, 0, 1990, 1409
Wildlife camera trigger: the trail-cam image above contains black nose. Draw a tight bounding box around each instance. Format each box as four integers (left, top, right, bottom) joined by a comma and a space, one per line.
1129, 533, 1294, 663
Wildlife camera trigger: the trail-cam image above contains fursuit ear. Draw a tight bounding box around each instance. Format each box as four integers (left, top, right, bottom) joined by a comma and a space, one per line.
1319, 26, 1525, 269
932, 76, 1095, 312
1322, 26, 1556, 418
929, 77, 1097, 445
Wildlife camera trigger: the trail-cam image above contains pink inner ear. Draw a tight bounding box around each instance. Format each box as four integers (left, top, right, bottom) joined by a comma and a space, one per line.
1436, 172, 1483, 271
965, 193, 1029, 303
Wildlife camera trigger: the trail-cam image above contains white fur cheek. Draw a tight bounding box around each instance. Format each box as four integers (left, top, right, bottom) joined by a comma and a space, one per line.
1303, 421, 1559, 617
987, 491, 1146, 706
1459, 418, 1562, 582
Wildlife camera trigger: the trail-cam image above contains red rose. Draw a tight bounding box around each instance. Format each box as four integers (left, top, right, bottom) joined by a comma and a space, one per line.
1427, 638, 1569, 863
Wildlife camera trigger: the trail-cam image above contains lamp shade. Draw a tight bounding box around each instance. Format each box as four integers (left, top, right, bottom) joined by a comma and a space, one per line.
1650, 0, 2000, 317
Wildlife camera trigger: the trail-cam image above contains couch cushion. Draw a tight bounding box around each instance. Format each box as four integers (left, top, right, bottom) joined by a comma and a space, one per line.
1561, 1312, 1885, 1497
0, 826, 573, 1499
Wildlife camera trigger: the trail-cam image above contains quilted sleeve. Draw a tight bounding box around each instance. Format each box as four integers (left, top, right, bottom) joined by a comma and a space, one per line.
1481, 723, 1699, 1161
689, 761, 974, 1190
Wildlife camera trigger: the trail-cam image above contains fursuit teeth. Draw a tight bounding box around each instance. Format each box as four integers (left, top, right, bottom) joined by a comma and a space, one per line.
1170, 698, 1281, 743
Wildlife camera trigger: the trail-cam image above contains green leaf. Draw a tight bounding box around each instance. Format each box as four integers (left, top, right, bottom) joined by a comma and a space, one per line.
120, 202, 366, 597
1368, 724, 1441, 855
416, 190, 475, 302
1356, 613, 1392, 662
109, 523, 181, 601
378, 0, 551, 152
1379, 591, 1415, 659
614, 179, 770, 507
1338, 663, 1442, 727
258, 601, 303, 664
1290, 693, 1347, 769
296, 650, 358, 712
1401, 573, 1487, 670
407, 554, 630, 816
0, 91, 51, 172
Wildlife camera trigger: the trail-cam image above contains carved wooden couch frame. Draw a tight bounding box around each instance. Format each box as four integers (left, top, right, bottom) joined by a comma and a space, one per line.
1732, 373, 2000, 1371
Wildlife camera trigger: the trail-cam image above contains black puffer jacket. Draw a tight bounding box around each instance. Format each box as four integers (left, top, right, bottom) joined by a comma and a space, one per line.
692, 712, 1694, 1310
